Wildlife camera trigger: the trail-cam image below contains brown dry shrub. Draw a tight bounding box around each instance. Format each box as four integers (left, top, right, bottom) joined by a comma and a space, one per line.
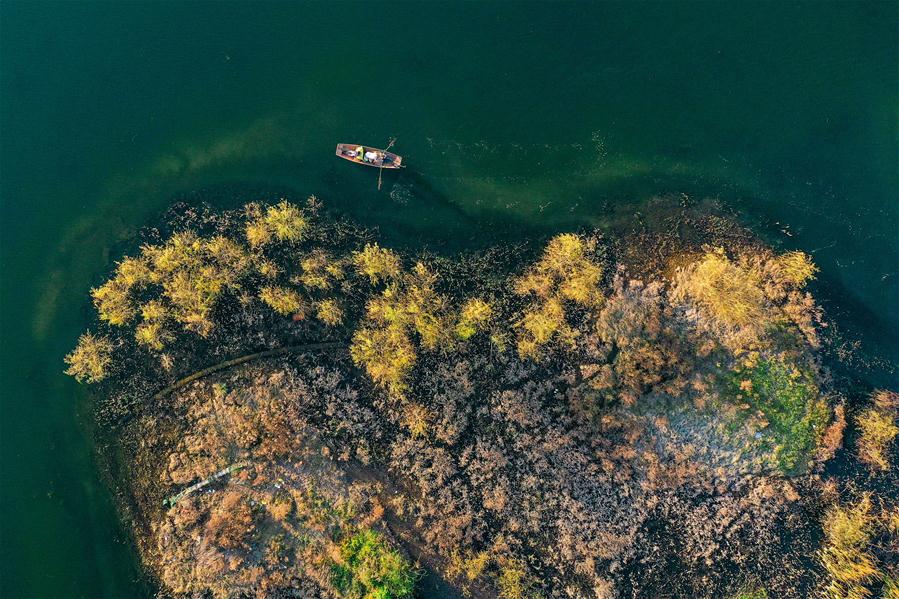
268, 491, 295, 521
816, 402, 847, 463
593, 276, 691, 404
205, 490, 257, 550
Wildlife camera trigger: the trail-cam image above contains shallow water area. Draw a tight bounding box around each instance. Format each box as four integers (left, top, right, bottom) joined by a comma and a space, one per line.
1, 2, 897, 596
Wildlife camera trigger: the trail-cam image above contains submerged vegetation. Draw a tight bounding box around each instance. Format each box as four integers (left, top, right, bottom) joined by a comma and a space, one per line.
66, 196, 896, 598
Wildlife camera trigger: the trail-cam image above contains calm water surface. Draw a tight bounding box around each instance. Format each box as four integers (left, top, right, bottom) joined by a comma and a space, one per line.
1, 2, 896, 596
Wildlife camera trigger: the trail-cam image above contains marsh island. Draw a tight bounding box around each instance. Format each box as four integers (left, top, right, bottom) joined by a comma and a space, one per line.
66, 195, 898, 598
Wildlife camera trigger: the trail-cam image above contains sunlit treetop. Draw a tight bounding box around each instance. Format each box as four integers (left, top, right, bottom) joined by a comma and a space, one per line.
514, 233, 604, 307
672, 248, 821, 351
64, 331, 113, 383
455, 298, 493, 341
513, 233, 605, 359
353, 243, 402, 285
244, 200, 308, 247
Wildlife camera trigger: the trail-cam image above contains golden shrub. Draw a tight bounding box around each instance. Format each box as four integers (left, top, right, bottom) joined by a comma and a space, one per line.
884, 576, 899, 599
364, 289, 404, 325
353, 243, 402, 284
414, 310, 453, 350
129, 237, 198, 331
350, 324, 417, 395
163, 270, 222, 335
402, 403, 430, 438
886, 505, 899, 536
300, 250, 344, 290
205, 236, 249, 272
91, 279, 135, 326
513, 233, 603, 359
673, 249, 768, 329
118, 231, 255, 337
245, 219, 271, 247
140, 300, 168, 323
516, 298, 577, 360
315, 299, 344, 326
256, 258, 280, 279
244, 201, 306, 247
406, 263, 454, 349
144, 231, 202, 275
456, 298, 493, 340
821, 494, 881, 598
259, 286, 305, 317
447, 549, 490, 582
264, 200, 307, 242
64, 332, 113, 383
179, 310, 214, 337
515, 233, 603, 306
350, 262, 459, 392
497, 558, 536, 599
774, 251, 818, 287
115, 256, 152, 288
856, 391, 898, 472
135, 321, 171, 351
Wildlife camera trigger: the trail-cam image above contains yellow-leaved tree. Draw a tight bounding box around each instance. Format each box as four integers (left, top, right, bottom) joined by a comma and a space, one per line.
64, 332, 114, 383
351, 260, 456, 396
856, 390, 899, 472
353, 243, 402, 285
673, 248, 822, 351
513, 233, 604, 359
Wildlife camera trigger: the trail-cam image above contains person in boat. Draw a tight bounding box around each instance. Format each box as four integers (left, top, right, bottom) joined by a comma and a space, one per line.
363, 150, 380, 163
354, 146, 365, 161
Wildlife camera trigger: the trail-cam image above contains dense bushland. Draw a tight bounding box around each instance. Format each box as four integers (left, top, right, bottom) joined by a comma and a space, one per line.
66, 197, 896, 598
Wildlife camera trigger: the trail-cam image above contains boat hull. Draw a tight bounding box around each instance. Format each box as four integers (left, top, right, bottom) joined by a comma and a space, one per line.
336, 143, 403, 168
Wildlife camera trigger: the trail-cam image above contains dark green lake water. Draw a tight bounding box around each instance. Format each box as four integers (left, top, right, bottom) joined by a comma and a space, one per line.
1, 2, 896, 596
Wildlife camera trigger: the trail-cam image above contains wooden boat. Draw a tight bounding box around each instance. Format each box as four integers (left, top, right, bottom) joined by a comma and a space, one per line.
335, 143, 403, 169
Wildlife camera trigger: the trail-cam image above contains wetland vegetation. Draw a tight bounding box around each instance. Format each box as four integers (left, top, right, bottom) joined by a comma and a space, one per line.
66, 195, 898, 598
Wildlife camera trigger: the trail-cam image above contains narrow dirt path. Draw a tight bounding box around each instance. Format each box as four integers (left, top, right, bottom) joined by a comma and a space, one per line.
152, 341, 348, 401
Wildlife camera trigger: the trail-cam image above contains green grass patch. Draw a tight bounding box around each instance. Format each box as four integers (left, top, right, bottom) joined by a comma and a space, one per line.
731, 585, 768, 599
331, 529, 417, 599
726, 356, 829, 473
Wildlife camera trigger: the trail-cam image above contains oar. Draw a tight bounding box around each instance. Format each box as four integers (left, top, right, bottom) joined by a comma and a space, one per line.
377, 137, 397, 191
